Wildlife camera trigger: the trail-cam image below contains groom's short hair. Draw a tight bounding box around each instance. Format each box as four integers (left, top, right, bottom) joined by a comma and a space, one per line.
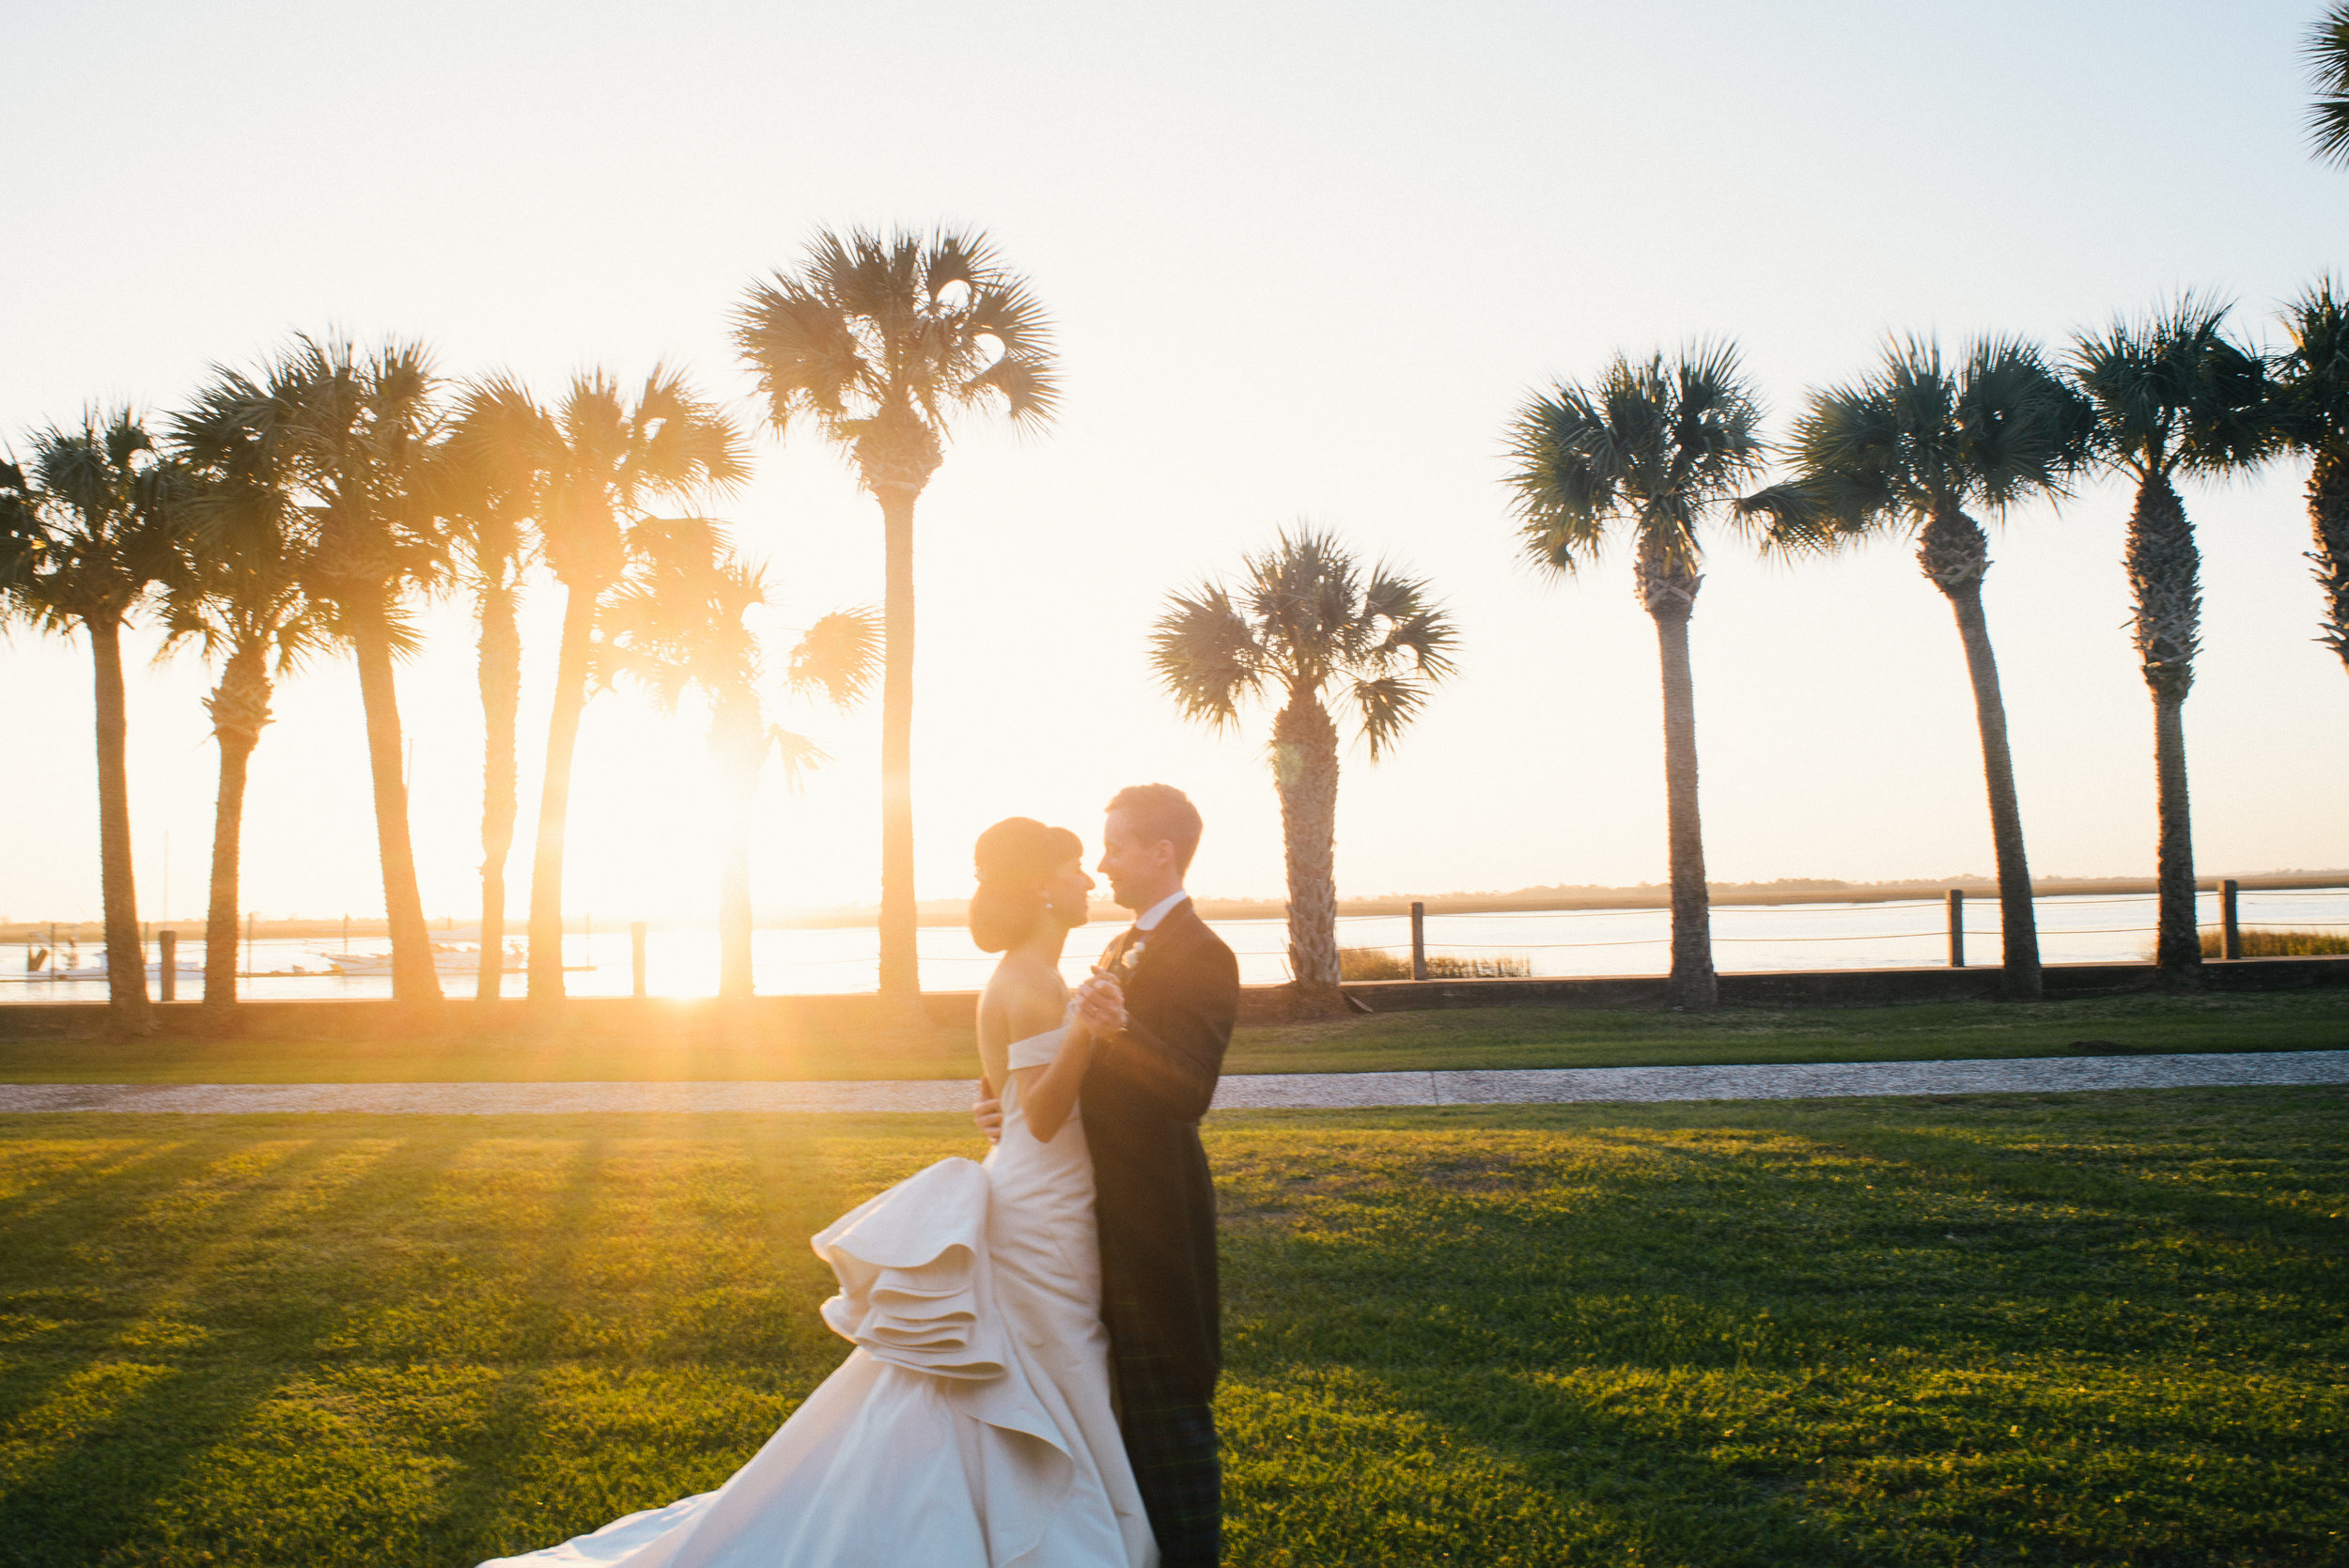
1107, 784, 1203, 874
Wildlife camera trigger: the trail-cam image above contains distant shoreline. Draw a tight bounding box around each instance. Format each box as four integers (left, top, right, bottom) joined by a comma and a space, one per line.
19, 872, 2341, 942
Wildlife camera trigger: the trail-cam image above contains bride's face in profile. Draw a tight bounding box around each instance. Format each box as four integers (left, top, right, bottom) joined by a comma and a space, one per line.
1041, 856, 1094, 931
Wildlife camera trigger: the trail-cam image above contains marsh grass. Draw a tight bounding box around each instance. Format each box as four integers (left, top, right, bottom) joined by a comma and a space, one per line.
0, 1090, 2341, 1564
2198, 928, 2349, 957
1337, 947, 1534, 981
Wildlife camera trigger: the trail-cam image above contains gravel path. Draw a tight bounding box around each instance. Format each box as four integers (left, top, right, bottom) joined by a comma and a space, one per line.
1, 1049, 2341, 1115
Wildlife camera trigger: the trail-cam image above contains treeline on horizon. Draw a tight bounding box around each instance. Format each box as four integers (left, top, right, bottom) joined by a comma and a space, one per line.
14, 860, 2349, 948
12, 16, 2349, 1030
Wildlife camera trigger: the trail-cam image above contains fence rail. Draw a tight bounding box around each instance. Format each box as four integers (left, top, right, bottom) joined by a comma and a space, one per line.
8, 884, 2346, 999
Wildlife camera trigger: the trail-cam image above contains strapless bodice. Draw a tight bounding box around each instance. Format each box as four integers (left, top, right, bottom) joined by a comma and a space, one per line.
1008, 1024, 1070, 1073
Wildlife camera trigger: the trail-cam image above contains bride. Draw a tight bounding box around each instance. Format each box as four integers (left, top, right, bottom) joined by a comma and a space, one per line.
480, 817, 1158, 1567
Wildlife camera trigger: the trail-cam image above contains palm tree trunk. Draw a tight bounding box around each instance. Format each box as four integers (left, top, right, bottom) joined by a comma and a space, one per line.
875, 485, 921, 1013
86, 613, 149, 1030
202, 736, 255, 1015
1272, 690, 1343, 1015
2310, 450, 2349, 676
527, 583, 599, 1001
201, 639, 272, 1017
1920, 506, 2041, 999
1637, 552, 1716, 1010
475, 580, 521, 1003
2125, 473, 2201, 981
2150, 694, 2196, 972
350, 608, 443, 1013
714, 708, 761, 1004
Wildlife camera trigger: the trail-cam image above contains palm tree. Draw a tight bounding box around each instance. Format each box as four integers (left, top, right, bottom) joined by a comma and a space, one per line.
1739, 336, 2089, 1001
186, 336, 449, 1012
2070, 298, 2275, 982
1506, 345, 1764, 1011
161, 411, 332, 1017
2, 411, 180, 1031
1152, 529, 1456, 1016
437, 380, 545, 1001
736, 228, 1057, 1018
2306, 4, 2349, 167
506, 368, 748, 1002
2273, 279, 2349, 680
599, 520, 879, 999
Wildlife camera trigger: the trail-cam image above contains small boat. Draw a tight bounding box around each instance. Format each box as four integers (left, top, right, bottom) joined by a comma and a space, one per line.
318, 943, 532, 976
28, 954, 207, 981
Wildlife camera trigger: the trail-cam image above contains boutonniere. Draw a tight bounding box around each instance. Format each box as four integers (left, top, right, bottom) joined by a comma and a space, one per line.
1101, 933, 1147, 986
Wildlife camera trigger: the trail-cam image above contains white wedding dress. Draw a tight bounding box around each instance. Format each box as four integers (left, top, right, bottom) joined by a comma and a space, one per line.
480, 1028, 1157, 1568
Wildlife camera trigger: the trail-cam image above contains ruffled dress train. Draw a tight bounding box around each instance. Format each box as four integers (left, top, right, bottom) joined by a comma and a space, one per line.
478, 1028, 1156, 1568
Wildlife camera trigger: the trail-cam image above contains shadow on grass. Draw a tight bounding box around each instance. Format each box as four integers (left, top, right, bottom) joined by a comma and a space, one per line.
1779, 1096, 2349, 1253
1226, 1361, 1848, 1566
428, 1135, 614, 1562
1215, 1093, 2349, 1563
0, 1127, 485, 1565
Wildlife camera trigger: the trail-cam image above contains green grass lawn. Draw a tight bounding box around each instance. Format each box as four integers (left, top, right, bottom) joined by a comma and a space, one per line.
0, 1089, 2341, 1564
0, 987, 2341, 1084
1234, 988, 2349, 1076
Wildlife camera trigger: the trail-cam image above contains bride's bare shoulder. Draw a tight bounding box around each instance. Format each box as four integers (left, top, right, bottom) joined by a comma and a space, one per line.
984, 955, 1067, 1044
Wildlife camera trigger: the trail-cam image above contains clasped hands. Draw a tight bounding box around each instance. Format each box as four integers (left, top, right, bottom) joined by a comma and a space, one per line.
1071, 969, 1128, 1036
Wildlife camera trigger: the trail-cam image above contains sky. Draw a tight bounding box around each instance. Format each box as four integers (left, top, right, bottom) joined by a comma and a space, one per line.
4, 0, 2347, 925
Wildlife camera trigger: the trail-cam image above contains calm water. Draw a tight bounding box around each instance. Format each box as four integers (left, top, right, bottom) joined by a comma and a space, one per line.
8, 888, 2345, 1001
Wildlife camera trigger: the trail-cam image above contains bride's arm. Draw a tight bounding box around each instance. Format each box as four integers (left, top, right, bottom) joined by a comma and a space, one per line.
1012, 1013, 1097, 1144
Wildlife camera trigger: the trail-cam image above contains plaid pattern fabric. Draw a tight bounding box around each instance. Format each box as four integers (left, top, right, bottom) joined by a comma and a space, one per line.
1107, 1266, 1220, 1565
1112, 1325, 1221, 1567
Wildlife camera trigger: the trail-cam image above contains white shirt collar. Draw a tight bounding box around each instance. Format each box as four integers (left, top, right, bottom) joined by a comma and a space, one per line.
1134, 890, 1190, 931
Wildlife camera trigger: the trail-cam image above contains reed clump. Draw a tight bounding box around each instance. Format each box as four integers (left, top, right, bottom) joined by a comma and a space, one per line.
1337, 947, 1532, 981
2197, 928, 2349, 957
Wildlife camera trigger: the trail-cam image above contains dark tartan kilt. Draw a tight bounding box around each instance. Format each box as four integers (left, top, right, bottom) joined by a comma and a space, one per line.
1107, 1279, 1221, 1567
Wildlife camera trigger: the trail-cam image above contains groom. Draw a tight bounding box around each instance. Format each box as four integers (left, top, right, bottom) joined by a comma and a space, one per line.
978, 783, 1238, 1566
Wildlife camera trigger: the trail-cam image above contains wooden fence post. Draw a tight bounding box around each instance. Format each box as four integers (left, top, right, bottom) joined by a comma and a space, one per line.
159, 930, 177, 1001
631, 923, 648, 998
1947, 889, 1965, 969
2221, 879, 2241, 961
1410, 902, 1427, 982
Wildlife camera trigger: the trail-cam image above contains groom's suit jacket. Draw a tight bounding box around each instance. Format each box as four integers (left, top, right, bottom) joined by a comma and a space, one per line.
1080, 898, 1239, 1405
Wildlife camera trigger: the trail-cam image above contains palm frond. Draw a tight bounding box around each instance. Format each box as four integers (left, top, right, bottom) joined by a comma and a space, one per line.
1776, 333, 2079, 539
1159, 529, 1456, 760
1351, 674, 1431, 761
5, 408, 180, 630
2276, 276, 2349, 456
1734, 481, 1832, 555
627, 364, 752, 501
1507, 342, 1764, 577
1150, 583, 1264, 728
734, 280, 874, 435
1504, 384, 1617, 572
788, 606, 882, 709
1240, 527, 1365, 684
736, 225, 1058, 464
770, 726, 830, 792
1361, 567, 1459, 678
2308, 5, 2349, 167
2071, 293, 2275, 481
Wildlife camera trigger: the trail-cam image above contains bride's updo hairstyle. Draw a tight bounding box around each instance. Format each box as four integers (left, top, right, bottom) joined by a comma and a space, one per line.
969, 816, 1084, 954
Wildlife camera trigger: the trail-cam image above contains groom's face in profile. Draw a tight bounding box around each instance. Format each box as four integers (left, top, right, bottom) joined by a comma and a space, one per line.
1097, 810, 1179, 913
